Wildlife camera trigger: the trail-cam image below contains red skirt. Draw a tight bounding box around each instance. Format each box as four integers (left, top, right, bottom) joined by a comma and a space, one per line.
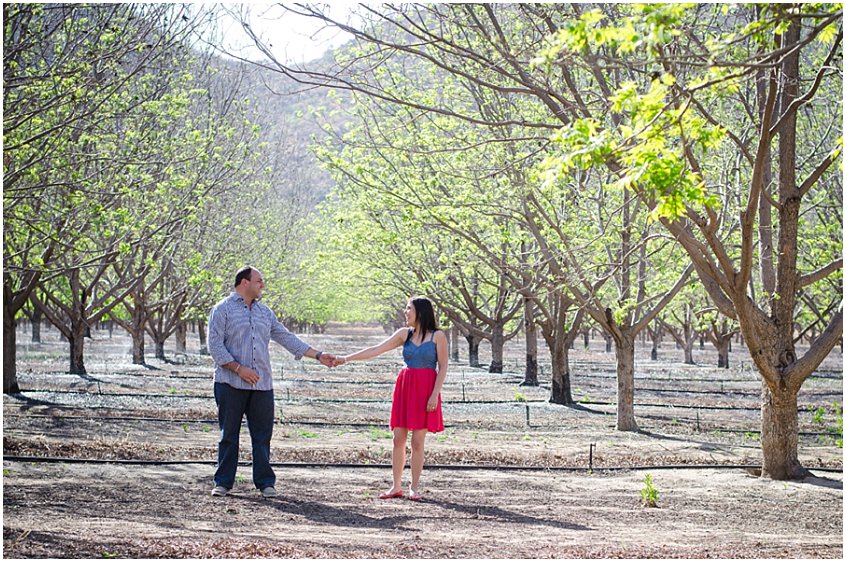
390, 367, 444, 433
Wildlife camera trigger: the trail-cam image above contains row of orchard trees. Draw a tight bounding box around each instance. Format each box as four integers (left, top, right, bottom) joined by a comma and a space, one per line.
2, 4, 338, 391
250, 3, 842, 479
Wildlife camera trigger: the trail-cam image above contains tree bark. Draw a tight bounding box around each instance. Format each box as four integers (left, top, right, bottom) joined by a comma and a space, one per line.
717, 337, 730, 369
649, 323, 661, 360
198, 320, 208, 355
489, 322, 504, 373
548, 331, 574, 405
3, 301, 20, 393
155, 339, 166, 361
131, 293, 146, 364
614, 333, 638, 431
68, 321, 87, 375
30, 306, 42, 343
175, 320, 187, 353
450, 325, 459, 362
465, 334, 480, 368
521, 297, 538, 386
683, 339, 695, 365
761, 382, 810, 479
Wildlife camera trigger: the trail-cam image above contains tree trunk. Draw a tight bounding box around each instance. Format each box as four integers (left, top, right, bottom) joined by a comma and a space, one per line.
175, 320, 187, 353
761, 382, 810, 479
548, 332, 574, 405
465, 334, 480, 368
603, 331, 612, 353
717, 337, 730, 369
131, 295, 146, 365
68, 321, 87, 375
4, 300, 20, 393
155, 339, 166, 361
521, 298, 538, 386
683, 339, 695, 365
615, 334, 638, 431
31, 306, 42, 343
450, 325, 459, 362
198, 320, 208, 355
489, 323, 504, 373
582, 328, 590, 349
650, 326, 661, 361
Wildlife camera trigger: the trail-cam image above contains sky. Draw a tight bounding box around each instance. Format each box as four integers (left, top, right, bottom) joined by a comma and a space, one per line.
213, 3, 355, 64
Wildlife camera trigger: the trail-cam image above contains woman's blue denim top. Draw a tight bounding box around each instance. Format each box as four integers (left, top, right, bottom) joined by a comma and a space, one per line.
402, 329, 438, 370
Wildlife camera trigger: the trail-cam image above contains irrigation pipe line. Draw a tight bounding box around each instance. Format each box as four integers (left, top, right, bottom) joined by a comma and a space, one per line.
15, 388, 831, 413
22, 367, 842, 385
3, 410, 839, 438
3, 454, 841, 474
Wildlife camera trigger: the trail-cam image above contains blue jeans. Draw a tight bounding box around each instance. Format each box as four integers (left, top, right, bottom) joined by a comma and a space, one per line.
214, 382, 275, 489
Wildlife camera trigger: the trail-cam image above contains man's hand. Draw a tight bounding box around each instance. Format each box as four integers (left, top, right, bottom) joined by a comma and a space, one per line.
238, 366, 260, 385
318, 353, 337, 368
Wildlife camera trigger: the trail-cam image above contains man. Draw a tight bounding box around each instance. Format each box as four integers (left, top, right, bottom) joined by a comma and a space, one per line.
207, 266, 336, 498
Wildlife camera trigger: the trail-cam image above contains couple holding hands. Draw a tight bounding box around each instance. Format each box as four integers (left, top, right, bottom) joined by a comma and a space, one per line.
207, 266, 447, 502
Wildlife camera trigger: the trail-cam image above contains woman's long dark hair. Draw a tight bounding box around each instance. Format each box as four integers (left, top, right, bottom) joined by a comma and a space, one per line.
410, 296, 438, 342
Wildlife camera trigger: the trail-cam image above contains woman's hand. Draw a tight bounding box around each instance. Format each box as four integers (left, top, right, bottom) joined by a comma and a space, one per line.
426, 394, 438, 412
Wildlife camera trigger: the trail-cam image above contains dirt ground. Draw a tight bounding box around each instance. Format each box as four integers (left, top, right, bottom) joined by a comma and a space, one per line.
1, 461, 842, 559
2, 323, 843, 558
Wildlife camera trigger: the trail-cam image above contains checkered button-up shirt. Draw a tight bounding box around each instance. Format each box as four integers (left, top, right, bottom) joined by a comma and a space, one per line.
208, 292, 310, 391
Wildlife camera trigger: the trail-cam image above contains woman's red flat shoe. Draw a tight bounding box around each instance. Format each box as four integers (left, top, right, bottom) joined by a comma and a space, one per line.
379, 491, 404, 499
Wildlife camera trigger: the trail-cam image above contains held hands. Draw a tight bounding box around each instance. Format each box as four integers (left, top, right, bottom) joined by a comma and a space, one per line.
317, 353, 346, 368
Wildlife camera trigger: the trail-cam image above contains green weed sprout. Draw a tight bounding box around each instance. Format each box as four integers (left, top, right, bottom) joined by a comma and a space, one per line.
640, 473, 659, 507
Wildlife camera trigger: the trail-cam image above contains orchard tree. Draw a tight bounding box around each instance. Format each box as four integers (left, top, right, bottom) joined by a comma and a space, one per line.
3, 4, 214, 379
537, 4, 842, 477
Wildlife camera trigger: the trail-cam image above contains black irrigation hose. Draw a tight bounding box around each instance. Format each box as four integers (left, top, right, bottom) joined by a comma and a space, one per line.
22, 368, 844, 385
10, 388, 837, 413
4, 411, 839, 438
3, 454, 842, 473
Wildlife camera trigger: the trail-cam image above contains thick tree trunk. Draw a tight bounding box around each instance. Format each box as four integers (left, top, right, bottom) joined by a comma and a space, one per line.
683, 339, 695, 365
198, 321, 208, 355
464, 334, 480, 368
761, 382, 810, 479
521, 298, 538, 386
131, 331, 145, 365
68, 322, 87, 375
175, 320, 187, 354
717, 337, 730, 369
615, 334, 638, 431
4, 302, 20, 393
155, 339, 166, 361
31, 306, 42, 343
450, 325, 459, 362
489, 323, 504, 373
131, 296, 146, 365
548, 332, 574, 405
649, 326, 661, 361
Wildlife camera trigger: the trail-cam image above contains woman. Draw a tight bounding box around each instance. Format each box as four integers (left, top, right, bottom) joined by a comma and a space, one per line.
339, 296, 447, 501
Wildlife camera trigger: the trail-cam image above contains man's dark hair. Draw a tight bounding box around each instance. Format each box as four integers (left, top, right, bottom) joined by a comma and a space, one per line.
234, 267, 254, 287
